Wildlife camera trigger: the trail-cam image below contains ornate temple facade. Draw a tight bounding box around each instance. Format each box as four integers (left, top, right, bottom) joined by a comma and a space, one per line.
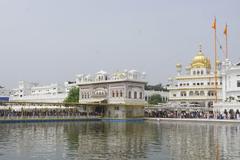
77, 70, 146, 105
213, 59, 240, 113
222, 59, 240, 102
168, 45, 222, 107
76, 70, 147, 118
10, 81, 66, 103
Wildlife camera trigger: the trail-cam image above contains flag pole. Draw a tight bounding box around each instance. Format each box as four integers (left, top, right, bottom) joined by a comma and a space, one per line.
225, 24, 228, 60
213, 17, 218, 103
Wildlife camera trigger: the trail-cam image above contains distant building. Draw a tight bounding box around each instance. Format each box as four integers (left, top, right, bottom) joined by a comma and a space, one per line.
214, 59, 240, 113
168, 45, 222, 107
10, 81, 66, 103
77, 70, 146, 105
222, 59, 240, 102
0, 85, 11, 102
64, 81, 77, 93
76, 70, 147, 118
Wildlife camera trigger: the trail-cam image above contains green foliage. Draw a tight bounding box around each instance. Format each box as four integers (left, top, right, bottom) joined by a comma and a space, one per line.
145, 83, 168, 91
148, 94, 165, 105
64, 87, 79, 103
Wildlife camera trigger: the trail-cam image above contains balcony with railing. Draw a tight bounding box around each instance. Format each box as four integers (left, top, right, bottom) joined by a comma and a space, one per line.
169, 95, 222, 101
168, 85, 222, 90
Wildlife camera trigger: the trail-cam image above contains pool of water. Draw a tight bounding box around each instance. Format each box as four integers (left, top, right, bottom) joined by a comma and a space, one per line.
0, 121, 240, 160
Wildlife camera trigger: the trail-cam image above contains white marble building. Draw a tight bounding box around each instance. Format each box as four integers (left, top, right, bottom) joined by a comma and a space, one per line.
214, 59, 240, 113
77, 70, 146, 105
64, 81, 77, 93
0, 85, 11, 101
10, 81, 66, 103
222, 59, 240, 102
168, 45, 222, 107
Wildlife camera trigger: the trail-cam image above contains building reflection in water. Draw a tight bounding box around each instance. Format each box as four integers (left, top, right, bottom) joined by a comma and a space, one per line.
0, 121, 240, 160
63, 122, 153, 160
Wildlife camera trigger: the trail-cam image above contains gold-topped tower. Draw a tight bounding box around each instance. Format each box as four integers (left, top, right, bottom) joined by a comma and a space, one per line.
168, 43, 222, 108
191, 44, 211, 69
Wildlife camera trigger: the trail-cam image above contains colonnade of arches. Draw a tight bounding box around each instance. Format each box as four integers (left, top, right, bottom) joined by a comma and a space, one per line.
111, 90, 143, 99
112, 90, 124, 98
128, 91, 143, 99
180, 90, 217, 97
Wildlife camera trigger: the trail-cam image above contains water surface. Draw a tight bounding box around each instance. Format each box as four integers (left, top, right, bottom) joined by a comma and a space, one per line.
0, 121, 240, 160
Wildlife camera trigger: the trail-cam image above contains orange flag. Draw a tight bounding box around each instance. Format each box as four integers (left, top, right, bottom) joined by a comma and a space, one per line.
224, 24, 227, 36
212, 17, 216, 30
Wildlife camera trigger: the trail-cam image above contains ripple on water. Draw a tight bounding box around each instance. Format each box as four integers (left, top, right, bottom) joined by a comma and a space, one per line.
0, 121, 239, 160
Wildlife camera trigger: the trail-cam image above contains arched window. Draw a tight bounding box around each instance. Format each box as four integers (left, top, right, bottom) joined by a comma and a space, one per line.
180, 91, 186, 96
195, 91, 199, 96
116, 91, 119, 97
112, 91, 115, 97
197, 71, 200, 75
208, 91, 215, 96
193, 71, 196, 75
208, 91, 211, 96
189, 91, 194, 96
128, 91, 131, 98
134, 91, 137, 99
201, 70, 204, 75
200, 91, 205, 96
139, 92, 143, 99
120, 91, 123, 97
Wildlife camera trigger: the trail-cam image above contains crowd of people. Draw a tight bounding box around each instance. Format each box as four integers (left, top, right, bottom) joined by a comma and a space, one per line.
0, 108, 102, 119
145, 109, 240, 120
1, 107, 240, 120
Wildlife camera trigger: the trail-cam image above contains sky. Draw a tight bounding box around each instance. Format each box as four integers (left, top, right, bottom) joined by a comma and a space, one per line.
0, 0, 240, 88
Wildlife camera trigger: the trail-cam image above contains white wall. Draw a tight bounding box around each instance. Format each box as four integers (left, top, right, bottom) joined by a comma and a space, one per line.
10, 93, 67, 103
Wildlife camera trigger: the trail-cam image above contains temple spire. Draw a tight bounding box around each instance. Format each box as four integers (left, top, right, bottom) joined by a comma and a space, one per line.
199, 43, 202, 52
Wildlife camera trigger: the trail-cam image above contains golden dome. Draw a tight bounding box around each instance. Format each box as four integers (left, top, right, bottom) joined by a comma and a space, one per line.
191, 46, 211, 69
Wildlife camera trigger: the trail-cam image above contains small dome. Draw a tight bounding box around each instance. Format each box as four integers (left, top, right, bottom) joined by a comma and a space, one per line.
113, 71, 126, 79
191, 45, 211, 69
76, 74, 84, 78
128, 69, 137, 73
96, 70, 107, 75
86, 74, 91, 77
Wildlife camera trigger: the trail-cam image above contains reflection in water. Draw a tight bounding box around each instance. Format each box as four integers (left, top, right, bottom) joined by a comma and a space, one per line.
0, 121, 240, 160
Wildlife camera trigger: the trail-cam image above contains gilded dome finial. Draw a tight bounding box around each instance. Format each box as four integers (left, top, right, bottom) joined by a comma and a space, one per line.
190, 44, 211, 69
199, 43, 202, 52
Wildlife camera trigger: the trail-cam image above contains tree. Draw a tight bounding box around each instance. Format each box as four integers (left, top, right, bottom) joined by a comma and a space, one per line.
148, 94, 164, 105
64, 87, 79, 103
145, 83, 168, 91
